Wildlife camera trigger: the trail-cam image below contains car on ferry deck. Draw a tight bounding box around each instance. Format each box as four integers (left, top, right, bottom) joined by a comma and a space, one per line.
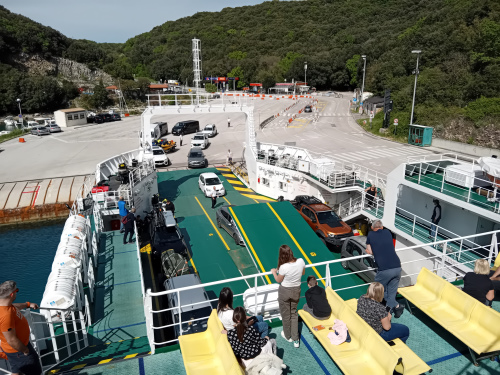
216, 206, 245, 245
340, 236, 376, 283
198, 172, 225, 197
187, 147, 207, 168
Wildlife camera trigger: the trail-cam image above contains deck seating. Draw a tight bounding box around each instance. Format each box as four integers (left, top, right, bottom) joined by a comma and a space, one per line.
179, 310, 244, 375
343, 298, 431, 375
398, 267, 500, 365
299, 288, 401, 374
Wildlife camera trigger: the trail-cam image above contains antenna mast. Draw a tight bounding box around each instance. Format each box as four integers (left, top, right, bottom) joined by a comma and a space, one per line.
192, 39, 202, 99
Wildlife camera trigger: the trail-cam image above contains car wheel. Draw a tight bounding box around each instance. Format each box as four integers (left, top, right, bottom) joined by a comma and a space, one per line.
233, 233, 239, 245
341, 257, 349, 269
217, 219, 222, 228
318, 235, 326, 245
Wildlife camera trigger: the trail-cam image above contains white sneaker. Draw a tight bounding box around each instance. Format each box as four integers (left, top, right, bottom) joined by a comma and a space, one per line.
281, 364, 287, 369
293, 340, 300, 348
280, 330, 292, 343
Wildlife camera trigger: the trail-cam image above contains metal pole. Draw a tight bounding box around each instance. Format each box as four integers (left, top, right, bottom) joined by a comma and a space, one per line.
360, 55, 366, 109
410, 51, 421, 125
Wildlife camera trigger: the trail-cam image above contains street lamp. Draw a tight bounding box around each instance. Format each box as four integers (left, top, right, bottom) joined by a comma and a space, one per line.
360, 55, 367, 108
410, 50, 421, 125
16, 98, 23, 129
304, 62, 307, 91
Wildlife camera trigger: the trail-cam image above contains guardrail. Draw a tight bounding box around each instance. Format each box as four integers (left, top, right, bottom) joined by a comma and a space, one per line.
142, 229, 500, 352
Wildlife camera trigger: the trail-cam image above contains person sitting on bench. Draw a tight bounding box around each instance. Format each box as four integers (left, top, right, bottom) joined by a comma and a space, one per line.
464, 259, 495, 306
302, 276, 331, 320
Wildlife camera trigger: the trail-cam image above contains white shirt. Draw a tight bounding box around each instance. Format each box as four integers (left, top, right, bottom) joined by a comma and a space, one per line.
228, 151, 232, 158
218, 308, 235, 330
211, 189, 217, 198
278, 258, 306, 287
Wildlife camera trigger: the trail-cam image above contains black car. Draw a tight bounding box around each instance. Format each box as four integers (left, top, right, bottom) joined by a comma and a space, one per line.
93, 115, 104, 124
172, 120, 200, 136
102, 113, 114, 122
112, 113, 121, 121
304, 105, 312, 113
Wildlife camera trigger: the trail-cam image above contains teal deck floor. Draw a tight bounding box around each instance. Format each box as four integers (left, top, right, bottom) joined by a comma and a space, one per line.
406, 172, 499, 213
89, 231, 147, 344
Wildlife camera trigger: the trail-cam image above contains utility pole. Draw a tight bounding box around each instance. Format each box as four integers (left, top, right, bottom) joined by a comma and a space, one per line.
16, 98, 23, 130
304, 62, 307, 92
360, 55, 367, 111
410, 50, 421, 125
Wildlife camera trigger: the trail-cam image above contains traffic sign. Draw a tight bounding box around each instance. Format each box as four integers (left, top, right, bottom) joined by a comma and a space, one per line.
394, 118, 398, 125
353, 98, 357, 102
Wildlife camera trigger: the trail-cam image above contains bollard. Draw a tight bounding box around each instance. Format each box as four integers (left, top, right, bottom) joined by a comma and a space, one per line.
19, 138, 26, 143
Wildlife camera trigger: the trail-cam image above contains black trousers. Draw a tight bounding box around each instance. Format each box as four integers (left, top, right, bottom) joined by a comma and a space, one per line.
123, 227, 134, 244
211, 196, 217, 208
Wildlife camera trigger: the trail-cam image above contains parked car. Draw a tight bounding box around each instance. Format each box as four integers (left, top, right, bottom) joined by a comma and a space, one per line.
212, 93, 221, 99
30, 126, 50, 136
191, 133, 209, 149
112, 113, 121, 121
304, 105, 312, 113
202, 124, 218, 138
26, 121, 39, 129
199, 172, 225, 197
163, 273, 212, 337
93, 115, 104, 124
102, 113, 114, 122
152, 146, 170, 166
172, 120, 199, 136
153, 121, 168, 138
340, 236, 376, 283
45, 123, 62, 133
188, 147, 207, 168
153, 210, 189, 258
216, 206, 245, 246
291, 195, 352, 247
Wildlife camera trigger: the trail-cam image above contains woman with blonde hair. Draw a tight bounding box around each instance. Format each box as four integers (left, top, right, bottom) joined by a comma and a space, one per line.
271, 245, 305, 348
463, 259, 495, 305
356, 282, 410, 343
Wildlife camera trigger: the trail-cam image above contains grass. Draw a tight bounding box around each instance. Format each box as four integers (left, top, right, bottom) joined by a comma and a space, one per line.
0, 128, 29, 144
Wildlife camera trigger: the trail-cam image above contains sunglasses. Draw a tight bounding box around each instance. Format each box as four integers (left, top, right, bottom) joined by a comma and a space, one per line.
11, 288, 19, 295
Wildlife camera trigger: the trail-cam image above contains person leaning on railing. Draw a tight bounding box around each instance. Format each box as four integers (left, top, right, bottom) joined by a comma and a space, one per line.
0, 281, 42, 375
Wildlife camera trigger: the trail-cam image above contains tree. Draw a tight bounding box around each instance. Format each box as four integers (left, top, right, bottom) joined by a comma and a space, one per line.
345, 55, 360, 87
90, 81, 111, 109
205, 83, 217, 93
228, 66, 246, 89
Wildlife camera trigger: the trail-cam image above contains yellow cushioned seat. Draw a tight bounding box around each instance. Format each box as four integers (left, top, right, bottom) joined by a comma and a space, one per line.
425, 283, 477, 325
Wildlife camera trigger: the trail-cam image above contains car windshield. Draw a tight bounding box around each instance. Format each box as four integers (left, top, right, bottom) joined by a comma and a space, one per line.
204, 125, 213, 130
153, 149, 164, 155
190, 152, 202, 158
205, 178, 220, 185
193, 135, 204, 140
316, 211, 342, 227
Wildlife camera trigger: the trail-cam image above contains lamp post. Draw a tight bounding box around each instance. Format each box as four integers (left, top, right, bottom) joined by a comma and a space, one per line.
16, 98, 23, 130
360, 55, 367, 108
410, 50, 421, 125
304, 62, 307, 92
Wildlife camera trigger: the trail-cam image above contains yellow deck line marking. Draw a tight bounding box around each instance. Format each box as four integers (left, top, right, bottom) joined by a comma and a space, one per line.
98, 359, 113, 364
222, 173, 235, 178
228, 207, 272, 284
266, 203, 325, 285
216, 167, 231, 171
190, 259, 198, 273
234, 187, 253, 192
124, 353, 138, 359
241, 194, 275, 201
226, 179, 244, 185
223, 196, 231, 205
49, 370, 60, 374
253, 199, 260, 204
195, 196, 230, 250
70, 364, 87, 370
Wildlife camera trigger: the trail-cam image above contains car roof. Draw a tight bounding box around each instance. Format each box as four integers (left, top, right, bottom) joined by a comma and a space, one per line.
308, 203, 332, 212
200, 172, 218, 179
190, 147, 202, 152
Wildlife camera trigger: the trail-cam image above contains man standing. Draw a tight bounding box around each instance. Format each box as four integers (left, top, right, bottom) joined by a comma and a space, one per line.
227, 149, 233, 165
364, 186, 377, 209
162, 198, 175, 214
118, 196, 127, 233
0, 281, 42, 375
365, 220, 404, 317
179, 134, 183, 146
227, 117, 231, 128
123, 208, 136, 244
211, 186, 217, 209
429, 199, 441, 239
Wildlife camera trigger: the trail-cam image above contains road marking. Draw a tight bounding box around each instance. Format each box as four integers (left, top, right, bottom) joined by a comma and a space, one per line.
124, 353, 138, 359
266, 203, 325, 285
241, 194, 275, 201
228, 206, 272, 284
222, 173, 235, 178
223, 196, 231, 205
194, 196, 230, 251
226, 179, 244, 185
234, 186, 253, 192
98, 359, 113, 364
190, 259, 198, 273
70, 364, 86, 370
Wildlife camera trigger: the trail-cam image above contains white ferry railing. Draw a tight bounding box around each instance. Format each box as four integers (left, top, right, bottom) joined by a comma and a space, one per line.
143, 230, 500, 351
336, 191, 385, 219
69, 174, 95, 215
404, 158, 499, 214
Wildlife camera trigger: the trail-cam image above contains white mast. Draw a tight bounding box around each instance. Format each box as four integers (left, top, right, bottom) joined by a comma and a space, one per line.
192, 39, 202, 98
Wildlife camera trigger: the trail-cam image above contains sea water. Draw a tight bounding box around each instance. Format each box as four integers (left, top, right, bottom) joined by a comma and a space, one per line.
0, 220, 64, 304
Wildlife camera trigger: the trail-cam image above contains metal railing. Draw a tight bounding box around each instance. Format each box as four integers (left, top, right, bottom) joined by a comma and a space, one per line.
404, 155, 499, 214
142, 230, 500, 352
336, 191, 385, 219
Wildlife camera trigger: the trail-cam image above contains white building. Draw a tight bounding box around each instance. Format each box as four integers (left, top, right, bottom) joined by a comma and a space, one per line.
54, 108, 87, 127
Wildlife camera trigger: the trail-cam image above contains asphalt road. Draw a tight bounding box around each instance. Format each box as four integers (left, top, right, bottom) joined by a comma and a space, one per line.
0, 93, 435, 182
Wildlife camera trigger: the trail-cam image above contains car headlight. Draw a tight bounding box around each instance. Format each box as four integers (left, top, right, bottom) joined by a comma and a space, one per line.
328, 233, 335, 238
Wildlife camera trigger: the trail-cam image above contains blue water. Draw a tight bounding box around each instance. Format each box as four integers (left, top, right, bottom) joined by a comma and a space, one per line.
0, 220, 65, 305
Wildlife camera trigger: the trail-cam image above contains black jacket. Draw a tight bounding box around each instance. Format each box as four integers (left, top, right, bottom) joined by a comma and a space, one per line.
431, 204, 441, 224
305, 286, 332, 318
124, 212, 136, 230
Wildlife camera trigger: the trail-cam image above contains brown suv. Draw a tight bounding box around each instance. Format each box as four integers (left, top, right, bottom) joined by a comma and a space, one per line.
292, 195, 352, 247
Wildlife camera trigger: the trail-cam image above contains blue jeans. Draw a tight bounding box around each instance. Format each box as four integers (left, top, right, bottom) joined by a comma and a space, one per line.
375, 267, 401, 309
430, 223, 437, 238
252, 315, 269, 338
379, 323, 410, 343
120, 215, 125, 231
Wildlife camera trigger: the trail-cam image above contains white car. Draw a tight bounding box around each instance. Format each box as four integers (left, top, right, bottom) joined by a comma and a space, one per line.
152, 146, 170, 166
191, 133, 209, 149
199, 172, 225, 197
202, 124, 217, 138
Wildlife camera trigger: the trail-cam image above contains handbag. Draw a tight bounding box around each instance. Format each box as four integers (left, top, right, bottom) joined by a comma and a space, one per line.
121, 216, 128, 225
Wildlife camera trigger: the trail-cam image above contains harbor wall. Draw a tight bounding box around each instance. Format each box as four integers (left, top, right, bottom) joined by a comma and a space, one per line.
432, 138, 499, 158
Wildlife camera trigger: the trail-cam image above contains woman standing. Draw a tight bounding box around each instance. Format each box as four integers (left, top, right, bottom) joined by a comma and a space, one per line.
356, 282, 410, 343
271, 245, 305, 348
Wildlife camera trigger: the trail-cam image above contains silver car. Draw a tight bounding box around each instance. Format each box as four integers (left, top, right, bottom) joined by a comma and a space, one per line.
216, 206, 245, 246
340, 236, 376, 283
46, 124, 62, 133
30, 126, 50, 136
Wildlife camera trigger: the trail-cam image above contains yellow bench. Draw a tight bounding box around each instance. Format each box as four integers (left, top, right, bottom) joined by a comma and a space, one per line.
345, 298, 431, 375
179, 309, 244, 375
299, 287, 401, 374
398, 267, 500, 365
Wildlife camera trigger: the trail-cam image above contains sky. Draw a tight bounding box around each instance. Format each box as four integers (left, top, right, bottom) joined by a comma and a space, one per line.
2, 0, 265, 43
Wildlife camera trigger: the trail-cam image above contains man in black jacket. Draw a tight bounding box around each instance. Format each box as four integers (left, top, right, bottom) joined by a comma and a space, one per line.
429, 199, 442, 239
303, 276, 331, 320
123, 208, 136, 244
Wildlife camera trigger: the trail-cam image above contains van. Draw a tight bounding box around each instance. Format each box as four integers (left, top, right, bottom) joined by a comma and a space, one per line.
153, 121, 168, 139
163, 274, 212, 337
171, 120, 199, 136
